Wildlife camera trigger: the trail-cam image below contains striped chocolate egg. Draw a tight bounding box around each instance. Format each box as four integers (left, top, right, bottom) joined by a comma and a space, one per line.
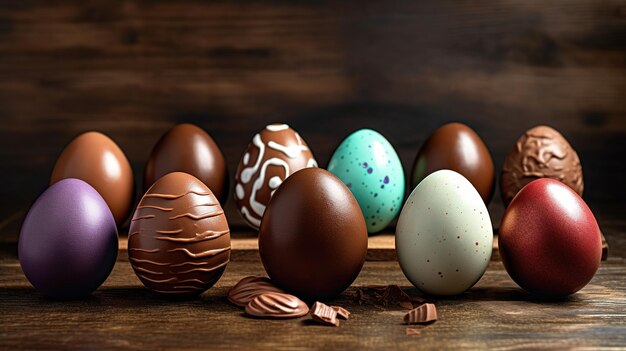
128, 172, 230, 295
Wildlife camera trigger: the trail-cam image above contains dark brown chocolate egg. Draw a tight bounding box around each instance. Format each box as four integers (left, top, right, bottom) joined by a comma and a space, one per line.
128, 172, 230, 295
144, 124, 229, 204
501, 125, 583, 207
258, 168, 367, 301
234, 123, 317, 229
411, 123, 495, 204
51, 131, 134, 226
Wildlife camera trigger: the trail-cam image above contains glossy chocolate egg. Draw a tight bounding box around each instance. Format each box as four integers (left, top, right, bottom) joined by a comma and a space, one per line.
19, 179, 118, 299
327, 129, 405, 234
501, 125, 583, 207
411, 123, 495, 204
234, 123, 317, 229
129, 172, 230, 295
396, 170, 492, 296
499, 178, 601, 297
144, 124, 229, 204
51, 131, 134, 226
258, 168, 367, 301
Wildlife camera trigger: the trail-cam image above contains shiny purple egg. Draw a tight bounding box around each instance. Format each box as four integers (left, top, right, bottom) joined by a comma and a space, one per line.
19, 178, 118, 299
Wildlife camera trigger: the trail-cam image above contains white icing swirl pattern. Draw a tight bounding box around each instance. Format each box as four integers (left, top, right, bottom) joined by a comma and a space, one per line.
235, 124, 317, 229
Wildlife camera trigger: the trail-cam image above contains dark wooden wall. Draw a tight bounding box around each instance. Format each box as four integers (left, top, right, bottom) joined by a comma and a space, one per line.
0, 0, 624, 239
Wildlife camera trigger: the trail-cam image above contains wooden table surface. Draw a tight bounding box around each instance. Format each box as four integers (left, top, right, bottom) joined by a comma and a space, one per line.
1, 219, 625, 350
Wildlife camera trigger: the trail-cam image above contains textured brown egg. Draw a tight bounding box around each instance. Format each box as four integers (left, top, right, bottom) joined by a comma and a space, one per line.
50, 131, 134, 226
259, 168, 368, 301
234, 123, 317, 229
128, 172, 230, 295
410, 123, 495, 204
500, 125, 583, 207
144, 123, 229, 204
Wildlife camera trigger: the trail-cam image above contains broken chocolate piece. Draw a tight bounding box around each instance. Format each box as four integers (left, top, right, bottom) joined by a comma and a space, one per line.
310, 301, 340, 326
399, 301, 414, 310
245, 292, 309, 319
228, 276, 285, 307
404, 303, 437, 325
331, 306, 351, 320
406, 328, 421, 336
410, 295, 427, 303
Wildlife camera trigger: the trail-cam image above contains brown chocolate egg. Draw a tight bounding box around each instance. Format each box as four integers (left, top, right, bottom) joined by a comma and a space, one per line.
51, 131, 134, 226
410, 123, 495, 204
128, 172, 230, 295
144, 123, 229, 204
501, 125, 583, 207
234, 123, 317, 229
258, 168, 368, 301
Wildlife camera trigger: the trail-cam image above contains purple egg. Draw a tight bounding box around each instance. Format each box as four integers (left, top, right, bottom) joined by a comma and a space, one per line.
19, 178, 118, 299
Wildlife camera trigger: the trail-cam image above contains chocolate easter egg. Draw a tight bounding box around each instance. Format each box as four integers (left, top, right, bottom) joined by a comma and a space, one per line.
144, 123, 229, 204
501, 125, 583, 207
234, 123, 317, 229
51, 131, 134, 226
128, 172, 230, 295
259, 168, 368, 301
19, 179, 118, 299
499, 178, 601, 297
411, 123, 495, 204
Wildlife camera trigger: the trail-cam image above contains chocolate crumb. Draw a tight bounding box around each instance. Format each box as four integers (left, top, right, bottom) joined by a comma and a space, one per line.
310, 301, 340, 327
330, 306, 350, 320
350, 285, 427, 310
406, 328, 421, 336
399, 301, 414, 310
404, 303, 437, 325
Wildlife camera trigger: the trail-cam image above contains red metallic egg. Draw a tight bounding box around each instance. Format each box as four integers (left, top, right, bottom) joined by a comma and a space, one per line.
498, 178, 602, 297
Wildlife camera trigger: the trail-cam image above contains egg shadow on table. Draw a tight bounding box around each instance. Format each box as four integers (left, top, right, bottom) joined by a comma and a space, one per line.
0, 286, 99, 303
1, 286, 151, 308
301, 319, 331, 327
431, 286, 581, 305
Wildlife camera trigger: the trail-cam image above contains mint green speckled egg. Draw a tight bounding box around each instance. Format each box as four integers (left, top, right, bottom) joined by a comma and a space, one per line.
327, 129, 405, 234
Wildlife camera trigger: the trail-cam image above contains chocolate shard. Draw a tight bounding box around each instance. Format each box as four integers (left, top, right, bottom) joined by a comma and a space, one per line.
404, 303, 437, 325
310, 301, 340, 327
406, 328, 421, 336
245, 292, 309, 319
227, 276, 285, 307
399, 301, 414, 310
409, 295, 427, 303
331, 306, 350, 320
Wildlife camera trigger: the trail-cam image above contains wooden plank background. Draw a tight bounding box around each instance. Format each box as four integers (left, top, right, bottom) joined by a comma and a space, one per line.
0, 0, 624, 238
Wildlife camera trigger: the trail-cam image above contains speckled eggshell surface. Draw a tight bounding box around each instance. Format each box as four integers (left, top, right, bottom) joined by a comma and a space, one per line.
396, 170, 492, 296
327, 129, 405, 234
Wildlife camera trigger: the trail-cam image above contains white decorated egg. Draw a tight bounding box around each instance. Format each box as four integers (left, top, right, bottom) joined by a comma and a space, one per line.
395, 169, 492, 296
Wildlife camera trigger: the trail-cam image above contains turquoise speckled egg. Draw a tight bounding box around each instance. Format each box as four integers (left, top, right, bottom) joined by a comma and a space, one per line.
327, 129, 405, 234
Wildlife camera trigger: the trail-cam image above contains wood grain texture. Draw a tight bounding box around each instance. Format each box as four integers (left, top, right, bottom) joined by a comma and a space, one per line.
0, 223, 625, 350
0, 0, 624, 238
